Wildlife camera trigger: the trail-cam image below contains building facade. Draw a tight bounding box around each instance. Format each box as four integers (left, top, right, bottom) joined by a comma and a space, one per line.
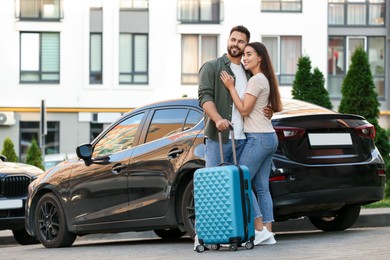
0, 0, 389, 162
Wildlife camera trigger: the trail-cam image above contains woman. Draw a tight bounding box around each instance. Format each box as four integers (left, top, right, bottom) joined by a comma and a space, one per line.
220, 42, 282, 245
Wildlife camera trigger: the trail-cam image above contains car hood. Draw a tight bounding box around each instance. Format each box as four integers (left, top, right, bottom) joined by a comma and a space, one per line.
0, 161, 44, 176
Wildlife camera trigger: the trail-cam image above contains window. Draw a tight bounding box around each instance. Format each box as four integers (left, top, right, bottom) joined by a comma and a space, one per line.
178, 0, 223, 23
262, 36, 301, 85
328, 0, 385, 26
90, 122, 104, 142
327, 36, 385, 98
145, 108, 202, 143
120, 0, 149, 9
119, 34, 148, 84
261, 0, 302, 12
90, 8, 103, 84
90, 34, 102, 84
20, 32, 60, 83
17, 0, 63, 20
93, 113, 144, 157
181, 34, 218, 84
19, 121, 60, 162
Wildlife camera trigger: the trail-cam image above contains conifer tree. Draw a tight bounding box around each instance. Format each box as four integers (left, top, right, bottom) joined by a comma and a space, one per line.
292, 56, 332, 109
1, 137, 19, 162
25, 138, 44, 170
339, 46, 390, 197
291, 56, 312, 101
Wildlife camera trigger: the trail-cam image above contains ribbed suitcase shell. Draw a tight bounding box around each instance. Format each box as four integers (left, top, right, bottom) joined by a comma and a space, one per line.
194, 164, 254, 245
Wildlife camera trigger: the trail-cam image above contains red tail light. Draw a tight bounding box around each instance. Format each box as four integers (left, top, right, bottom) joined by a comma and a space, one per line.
274, 126, 306, 140
377, 169, 386, 176
355, 124, 375, 139
269, 175, 286, 182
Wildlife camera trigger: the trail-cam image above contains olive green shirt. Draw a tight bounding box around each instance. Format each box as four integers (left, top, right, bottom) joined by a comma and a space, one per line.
198, 54, 251, 143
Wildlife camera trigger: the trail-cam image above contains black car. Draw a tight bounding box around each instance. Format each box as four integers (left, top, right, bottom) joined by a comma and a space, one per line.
25, 98, 386, 248
0, 155, 43, 245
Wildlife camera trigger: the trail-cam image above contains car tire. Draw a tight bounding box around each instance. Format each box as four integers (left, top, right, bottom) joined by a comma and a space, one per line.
35, 193, 77, 248
153, 228, 186, 239
180, 179, 196, 239
12, 228, 40, 245
309, 205, 361, 231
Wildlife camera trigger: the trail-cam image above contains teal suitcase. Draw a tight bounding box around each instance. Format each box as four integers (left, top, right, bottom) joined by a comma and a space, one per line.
193, 130, 255, 252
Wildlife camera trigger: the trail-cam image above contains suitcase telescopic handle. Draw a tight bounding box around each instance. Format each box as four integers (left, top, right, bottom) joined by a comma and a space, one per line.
217, 124, 237, 165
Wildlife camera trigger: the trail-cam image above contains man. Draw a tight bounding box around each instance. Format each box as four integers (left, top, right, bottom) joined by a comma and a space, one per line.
198, 25, 251, 168
195, 25, 273, 250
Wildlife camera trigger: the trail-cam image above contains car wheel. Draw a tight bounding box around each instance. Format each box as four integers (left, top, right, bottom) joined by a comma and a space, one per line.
35, 193, 77, 248
309, 205, 361, 231
12, 228, 40, 245
153, 228, 186, 239
181, 179, 196, 239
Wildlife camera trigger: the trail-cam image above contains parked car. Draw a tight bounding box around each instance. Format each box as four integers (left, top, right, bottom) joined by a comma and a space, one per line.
43, 153, 77, 170
0, 155, 44, 245
25, 98, 386, 248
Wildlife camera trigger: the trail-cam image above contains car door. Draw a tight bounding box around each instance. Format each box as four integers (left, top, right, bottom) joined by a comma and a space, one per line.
69, 112, 146, 226
127, 107, 203, 219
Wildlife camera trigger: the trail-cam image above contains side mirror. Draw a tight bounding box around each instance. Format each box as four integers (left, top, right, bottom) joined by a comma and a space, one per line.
76, 144, 93, 166
0, 155, 7, 162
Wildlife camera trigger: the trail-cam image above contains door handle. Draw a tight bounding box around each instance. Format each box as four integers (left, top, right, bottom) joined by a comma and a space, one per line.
167, 148, 184, 159
112, 164, 126, 174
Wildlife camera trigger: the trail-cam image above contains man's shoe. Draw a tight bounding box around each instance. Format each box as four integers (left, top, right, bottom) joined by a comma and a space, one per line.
254, 227, 273, 246
259, 234, 277, 245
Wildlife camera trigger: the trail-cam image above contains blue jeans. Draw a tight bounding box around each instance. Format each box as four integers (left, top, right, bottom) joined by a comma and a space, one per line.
239, 132, 278, 223
204, 137, 246, 167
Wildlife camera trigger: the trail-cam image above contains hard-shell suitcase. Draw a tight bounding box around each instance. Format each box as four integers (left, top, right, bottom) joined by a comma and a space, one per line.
193, 128, 255, 252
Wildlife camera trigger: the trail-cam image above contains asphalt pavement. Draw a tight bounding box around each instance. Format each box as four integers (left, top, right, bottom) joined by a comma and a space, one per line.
1, 207, 390, 245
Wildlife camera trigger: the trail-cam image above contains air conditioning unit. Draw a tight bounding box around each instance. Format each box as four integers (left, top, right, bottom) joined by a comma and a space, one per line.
0, 112, 16, 126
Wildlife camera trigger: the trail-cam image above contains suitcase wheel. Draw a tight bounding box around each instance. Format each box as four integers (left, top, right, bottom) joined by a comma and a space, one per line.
244, 241, 254, 250
229, 243, 238, 251
196, 244, 205, 253
211, 244, 220, 250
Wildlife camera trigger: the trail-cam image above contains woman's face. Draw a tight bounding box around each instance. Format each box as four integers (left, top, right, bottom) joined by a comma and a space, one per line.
243, 45, 261, 72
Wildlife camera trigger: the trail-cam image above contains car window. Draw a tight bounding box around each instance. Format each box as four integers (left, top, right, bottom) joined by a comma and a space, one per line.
145, 108, 189, 143
93, 112, 144, 157
183, 109, 203, 130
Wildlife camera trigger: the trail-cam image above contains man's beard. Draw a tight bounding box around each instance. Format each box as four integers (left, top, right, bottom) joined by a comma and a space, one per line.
227, 46, 243, 58
227, 45, 243, 58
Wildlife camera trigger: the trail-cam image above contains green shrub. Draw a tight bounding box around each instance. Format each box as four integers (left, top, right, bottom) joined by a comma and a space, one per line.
1, 137, 19, 162
25, 138, 44, 170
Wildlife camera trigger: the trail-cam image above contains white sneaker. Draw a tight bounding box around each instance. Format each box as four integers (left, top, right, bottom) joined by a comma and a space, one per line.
254, 227, 273, 246
259, 234, 277, 245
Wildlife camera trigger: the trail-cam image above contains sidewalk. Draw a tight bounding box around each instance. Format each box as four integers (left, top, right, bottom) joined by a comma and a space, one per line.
1, 208, 390, 245
273, 207, 390, 232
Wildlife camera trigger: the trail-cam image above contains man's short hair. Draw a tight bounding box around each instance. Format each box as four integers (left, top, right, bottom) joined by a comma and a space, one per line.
230, 25, 250, 42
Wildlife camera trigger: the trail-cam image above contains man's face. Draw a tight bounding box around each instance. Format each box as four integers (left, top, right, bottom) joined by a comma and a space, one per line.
227, 31, 248, 58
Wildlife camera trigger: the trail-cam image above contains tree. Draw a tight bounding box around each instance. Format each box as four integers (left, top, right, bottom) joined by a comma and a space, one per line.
338, 46, 390, 198
291, 56, 312, 101
292, 56, 333, 109
1, 137, 19, 162
25, 138, 44, 170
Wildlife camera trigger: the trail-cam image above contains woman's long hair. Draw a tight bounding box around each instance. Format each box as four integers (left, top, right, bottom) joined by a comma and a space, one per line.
247, 42, 283, 112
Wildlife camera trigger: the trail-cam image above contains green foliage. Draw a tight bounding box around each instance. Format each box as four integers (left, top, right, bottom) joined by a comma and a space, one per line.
338, 47, 390, 198
363, 199, 390, 208
292, 56, 333, 109
25, 138, 44, 170
338, 47, 379, 123
1, 137, 19, 162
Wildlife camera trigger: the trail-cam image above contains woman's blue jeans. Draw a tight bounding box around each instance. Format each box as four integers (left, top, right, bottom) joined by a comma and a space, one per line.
239, 132, 278, 223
